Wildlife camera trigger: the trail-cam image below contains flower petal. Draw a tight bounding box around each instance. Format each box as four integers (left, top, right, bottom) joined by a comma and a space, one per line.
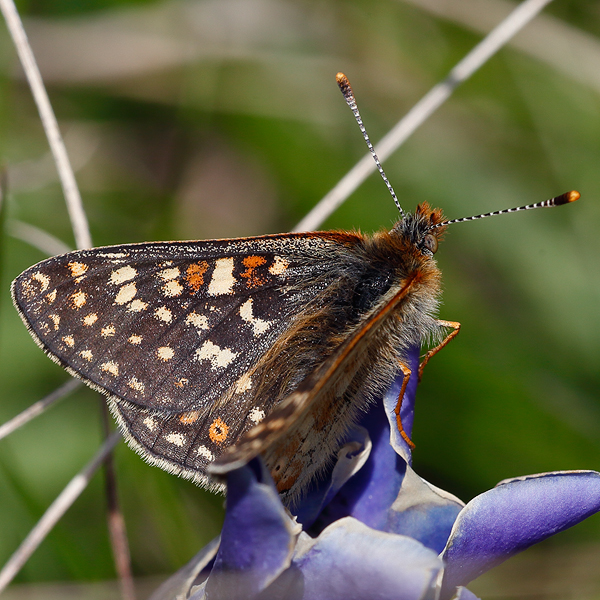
206, 458, 301, 599
265, 517, 443, 600
440, 470, 600, 597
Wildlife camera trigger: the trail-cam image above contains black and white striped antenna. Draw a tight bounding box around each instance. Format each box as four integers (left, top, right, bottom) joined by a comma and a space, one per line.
336, 72, 404, 218
430, 190, 580, 230
337, 72, 580, 226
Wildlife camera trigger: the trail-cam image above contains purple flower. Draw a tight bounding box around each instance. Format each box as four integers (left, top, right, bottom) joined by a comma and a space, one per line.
151, 346, 600, 600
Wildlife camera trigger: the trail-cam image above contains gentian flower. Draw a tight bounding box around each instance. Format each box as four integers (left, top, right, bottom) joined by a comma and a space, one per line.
151, 346, 600, 600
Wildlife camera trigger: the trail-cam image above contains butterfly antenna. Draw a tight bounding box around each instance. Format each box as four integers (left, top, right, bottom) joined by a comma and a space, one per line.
429, 190, 580, 230
336, 72, 404, 218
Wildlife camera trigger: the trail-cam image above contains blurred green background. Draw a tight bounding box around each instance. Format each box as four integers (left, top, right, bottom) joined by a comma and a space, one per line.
1, 0, 600, 597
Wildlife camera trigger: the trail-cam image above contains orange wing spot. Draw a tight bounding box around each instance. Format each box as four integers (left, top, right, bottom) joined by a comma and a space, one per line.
185, 261, 209, 292
209, 417, 229, 444
180, 411, 200, 425
174, 378, 189, 388
241, 256, 267, 288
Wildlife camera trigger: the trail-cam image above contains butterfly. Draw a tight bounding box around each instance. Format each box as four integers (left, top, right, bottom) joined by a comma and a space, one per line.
10, 74, 578, 506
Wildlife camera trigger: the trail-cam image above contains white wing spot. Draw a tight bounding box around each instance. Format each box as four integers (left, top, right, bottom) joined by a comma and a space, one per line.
208, 257, 235, 296
83, 313, 98, 326
269, 256, 289, 275
235, 373, 252, 393
154, 306, 172, 323
157, 346, 174, 361
101, 325, 116, 337
114, 282, 137, 305
49, 314, 60, 330
80, 350, 93, 361
128, 334, 143, 345
98, 252, 126, 259
239, 298, 272, 336
249, 407, 266, 424
162, 280, 183, 297
165, 433, 186, 447
71, 291, 87, 309
197, 445, 215, 461
62, 335, 75, 347
69, 262, 88, 278
195, 340, 237, 370
101, 361, 119, 376
158, 267, 179, 280
110, 265, 137, 285
32, 272, 50, 292
128, 377, 145, 393
185, 312, 209, 330
128, 299, 148, 312
143, 417, 157, 431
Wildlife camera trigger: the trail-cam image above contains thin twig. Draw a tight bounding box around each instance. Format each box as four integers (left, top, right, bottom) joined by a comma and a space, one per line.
0, 430, 122, 594
7, 219, 72, 256
0, 0, 92, 249
101, 407, 137, 600
293, 0, 554, 232
0, 379, 81, 441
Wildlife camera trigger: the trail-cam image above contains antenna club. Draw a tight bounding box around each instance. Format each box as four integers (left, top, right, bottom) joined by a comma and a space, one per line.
336, 72, 352, 96
556, 190, 580, 205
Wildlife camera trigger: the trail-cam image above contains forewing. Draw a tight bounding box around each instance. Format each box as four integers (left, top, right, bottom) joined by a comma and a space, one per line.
12, 234, 355, 486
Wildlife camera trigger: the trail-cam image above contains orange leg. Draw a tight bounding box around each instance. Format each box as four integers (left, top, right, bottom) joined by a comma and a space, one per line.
395, 362, 415, 449
418, 320, 461, 381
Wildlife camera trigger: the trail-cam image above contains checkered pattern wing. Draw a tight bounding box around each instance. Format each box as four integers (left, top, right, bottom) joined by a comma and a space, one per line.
12, 233, 359, 486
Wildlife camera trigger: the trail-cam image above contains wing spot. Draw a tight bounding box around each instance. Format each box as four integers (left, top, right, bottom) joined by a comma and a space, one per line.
162, 280, 183, 297
110, 265, 137, 285
31, 272, 50, 292
70, 291, 87, 309
185, 312, 209, 331
239, 298, 272, 336
269, 256, 289, 276
128, 334, 143, 345
158, 267, 180, 281
241, 256, 267, 288
174, 378, 188, 388
83, 313, 98, 326
62, 335, 75, 347
128, 377, 145, 393
180, 411, 200, 425
197, 445, 215, 461
208, 257, 235, 296
154, 306, 173, 323
143, 417, 157, 431
101, 361, 119, 376
196, 340, 237, 370
128, 299, 148, 312
101, 325, 116, 337
165, 433, 186, 447
68, 261, 88, 278
46, 290, 57, 304
157, 346, 174, 361
185, 261, 208, 292
235, 373, 252, 393
209, 418, 229, 444
79, 350, 93, 361
114, 282, 137, 305
249, 407, 265, 424
49, 314, 60, 330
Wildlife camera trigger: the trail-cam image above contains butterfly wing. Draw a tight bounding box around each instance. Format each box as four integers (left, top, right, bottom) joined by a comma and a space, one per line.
210, 272, 422, 502
12, 233, 363, 488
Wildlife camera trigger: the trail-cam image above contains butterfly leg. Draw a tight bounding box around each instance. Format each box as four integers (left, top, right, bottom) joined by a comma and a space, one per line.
394, 362, 415, 449
418, 320, 461, 380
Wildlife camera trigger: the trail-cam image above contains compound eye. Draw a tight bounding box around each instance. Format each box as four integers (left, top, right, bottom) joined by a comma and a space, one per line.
423, 234, 438, 254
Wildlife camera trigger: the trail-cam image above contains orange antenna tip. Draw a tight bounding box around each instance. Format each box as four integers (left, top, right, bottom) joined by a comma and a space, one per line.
559, 190, 580, 204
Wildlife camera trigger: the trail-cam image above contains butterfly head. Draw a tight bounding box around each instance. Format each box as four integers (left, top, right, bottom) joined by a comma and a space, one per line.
391, 202, 447, 257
